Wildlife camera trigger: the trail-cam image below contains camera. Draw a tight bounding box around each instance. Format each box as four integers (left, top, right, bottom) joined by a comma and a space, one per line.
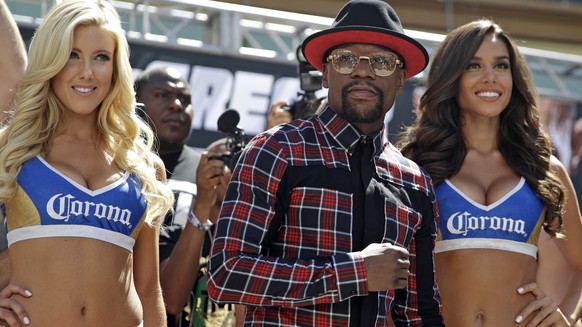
210, 109, 247, 170
284, 46, 324, 119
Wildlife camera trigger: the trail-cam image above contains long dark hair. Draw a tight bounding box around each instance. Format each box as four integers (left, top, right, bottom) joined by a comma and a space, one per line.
397, 19, 565, 235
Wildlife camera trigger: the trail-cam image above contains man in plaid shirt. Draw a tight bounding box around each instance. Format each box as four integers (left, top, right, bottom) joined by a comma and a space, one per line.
207, 1, 444, 326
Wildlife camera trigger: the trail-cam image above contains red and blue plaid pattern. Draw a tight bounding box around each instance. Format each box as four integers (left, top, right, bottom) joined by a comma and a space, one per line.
208, 106, 443, 326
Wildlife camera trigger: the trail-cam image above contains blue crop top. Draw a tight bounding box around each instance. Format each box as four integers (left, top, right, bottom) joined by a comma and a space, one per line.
435, 178, 545, 258
5, 155, 147, 252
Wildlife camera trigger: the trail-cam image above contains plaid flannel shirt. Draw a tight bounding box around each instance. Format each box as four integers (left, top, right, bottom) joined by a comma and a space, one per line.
207, 105, 443, 327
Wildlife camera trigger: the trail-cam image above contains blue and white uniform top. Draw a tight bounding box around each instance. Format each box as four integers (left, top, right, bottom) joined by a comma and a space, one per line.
5, 155, 147, 252
435, 177, 545, 259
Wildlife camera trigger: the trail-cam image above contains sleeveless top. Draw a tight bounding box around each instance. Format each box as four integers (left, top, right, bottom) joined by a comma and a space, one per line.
435, 177, 545, 258
5, 155, 147, 252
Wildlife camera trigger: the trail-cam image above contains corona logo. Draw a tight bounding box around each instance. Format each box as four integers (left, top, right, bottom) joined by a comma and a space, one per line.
446, 211, 527, 237
47, 193, 132, 227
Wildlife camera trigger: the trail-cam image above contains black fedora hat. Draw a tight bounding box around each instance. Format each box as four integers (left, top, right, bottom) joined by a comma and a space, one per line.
301, 0, 428, 79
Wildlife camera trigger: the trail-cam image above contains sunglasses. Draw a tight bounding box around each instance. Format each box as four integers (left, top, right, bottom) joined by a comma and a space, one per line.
326, 50, 403, 77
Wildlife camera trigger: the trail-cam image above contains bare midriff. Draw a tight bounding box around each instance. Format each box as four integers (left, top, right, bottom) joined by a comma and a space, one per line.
9, 237, 143, 327
436, 248, 537, 327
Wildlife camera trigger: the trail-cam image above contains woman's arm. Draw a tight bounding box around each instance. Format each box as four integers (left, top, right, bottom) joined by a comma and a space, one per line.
134, 223, 166, 327
133, 156, 168, 327
0, 249, 9, 289
551, 157, 582, 324
0, 0, 27, 123
529, 156, 582, 326
559, 273, 582, 326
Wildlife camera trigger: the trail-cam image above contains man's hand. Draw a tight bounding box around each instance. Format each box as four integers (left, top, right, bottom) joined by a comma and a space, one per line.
360, 243, 410, 291
267, 100, 293, 130
214, 165, 232, 207
195, 150, 228, 223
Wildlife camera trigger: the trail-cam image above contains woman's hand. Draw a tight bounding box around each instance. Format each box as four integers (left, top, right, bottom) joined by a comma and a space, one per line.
516, 282, 569, 326
0, 283, 31, 326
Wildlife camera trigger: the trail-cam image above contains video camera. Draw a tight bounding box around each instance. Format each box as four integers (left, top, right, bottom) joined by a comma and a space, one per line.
284, 46, 323, 119
210, 109, 247, 170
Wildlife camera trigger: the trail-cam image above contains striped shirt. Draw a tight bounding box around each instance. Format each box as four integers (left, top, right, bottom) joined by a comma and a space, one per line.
207, 105, 443, 326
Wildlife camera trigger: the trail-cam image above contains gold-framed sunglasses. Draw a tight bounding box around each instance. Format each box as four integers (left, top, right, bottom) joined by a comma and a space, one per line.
326, 50, 403, 77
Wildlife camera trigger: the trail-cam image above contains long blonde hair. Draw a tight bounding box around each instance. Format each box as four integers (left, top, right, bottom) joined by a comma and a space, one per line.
0, 0, 173, 225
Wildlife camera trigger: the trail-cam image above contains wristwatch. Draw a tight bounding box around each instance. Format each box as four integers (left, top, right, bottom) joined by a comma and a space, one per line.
187, 211, 214, 231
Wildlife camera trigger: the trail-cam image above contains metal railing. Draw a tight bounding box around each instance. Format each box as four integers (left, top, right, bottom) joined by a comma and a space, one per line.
7, 0, 582, 101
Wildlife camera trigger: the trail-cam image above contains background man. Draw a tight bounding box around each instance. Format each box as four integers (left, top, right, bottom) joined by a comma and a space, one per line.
135, 66, 241, 326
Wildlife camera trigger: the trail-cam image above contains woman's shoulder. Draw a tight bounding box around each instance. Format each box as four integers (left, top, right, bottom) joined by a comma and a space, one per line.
148, 152, 167, 183
549, 155, 569, 180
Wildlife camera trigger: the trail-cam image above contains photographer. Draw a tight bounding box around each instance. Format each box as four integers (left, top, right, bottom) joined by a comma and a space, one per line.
161, 139, 238, 327
135, 67, 248, 327
267, 46, 326, 130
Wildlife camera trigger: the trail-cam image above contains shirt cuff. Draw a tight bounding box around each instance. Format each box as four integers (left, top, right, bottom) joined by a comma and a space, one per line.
332, 252, 368, 301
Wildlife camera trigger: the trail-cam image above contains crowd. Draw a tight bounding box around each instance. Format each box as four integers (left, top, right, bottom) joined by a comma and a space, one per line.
0, 0, 581, 326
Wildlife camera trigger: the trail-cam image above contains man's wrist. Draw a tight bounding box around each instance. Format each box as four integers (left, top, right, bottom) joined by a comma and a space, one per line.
187, 211, 213, 231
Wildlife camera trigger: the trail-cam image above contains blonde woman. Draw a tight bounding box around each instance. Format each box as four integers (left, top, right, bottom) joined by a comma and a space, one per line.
0, 0, 173, 326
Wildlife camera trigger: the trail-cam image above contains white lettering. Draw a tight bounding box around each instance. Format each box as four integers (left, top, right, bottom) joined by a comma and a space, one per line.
446, 211, 527, 237
46, 194, 132, 227
47, 193, 73, 221
272, 77, 300, 104
190, 66, 233, 131
230, 71, 274, 135
135, 62, 306, 134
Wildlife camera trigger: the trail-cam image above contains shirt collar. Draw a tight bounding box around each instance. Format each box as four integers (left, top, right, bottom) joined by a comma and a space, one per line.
318, 104, 385, 156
